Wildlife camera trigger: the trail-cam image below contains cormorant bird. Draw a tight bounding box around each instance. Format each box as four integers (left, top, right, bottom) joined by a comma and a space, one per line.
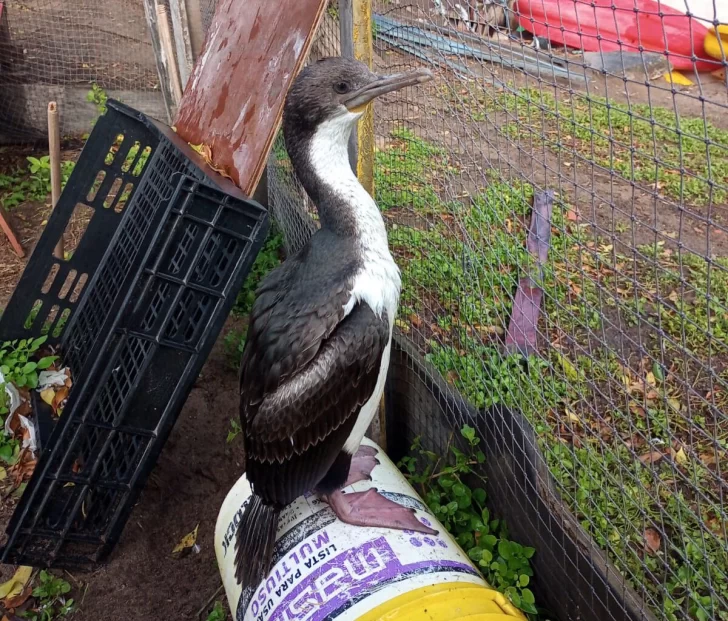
234, 57, 434, 592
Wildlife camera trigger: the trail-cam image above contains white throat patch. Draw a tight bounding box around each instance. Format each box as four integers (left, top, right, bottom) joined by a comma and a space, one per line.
308, 112, 401, 328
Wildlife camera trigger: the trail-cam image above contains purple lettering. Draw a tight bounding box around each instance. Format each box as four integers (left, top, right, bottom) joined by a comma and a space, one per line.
314, 531, 330, 549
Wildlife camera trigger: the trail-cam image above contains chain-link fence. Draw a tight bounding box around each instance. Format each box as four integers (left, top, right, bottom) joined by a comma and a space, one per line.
2, 0, 727, 619
268, 2, 728, 621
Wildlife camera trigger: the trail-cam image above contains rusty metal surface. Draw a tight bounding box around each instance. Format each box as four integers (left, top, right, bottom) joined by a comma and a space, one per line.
174, 0, 328, 195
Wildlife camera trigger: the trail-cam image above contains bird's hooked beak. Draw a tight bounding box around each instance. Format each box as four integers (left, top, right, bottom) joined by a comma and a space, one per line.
344, 67, 434, 113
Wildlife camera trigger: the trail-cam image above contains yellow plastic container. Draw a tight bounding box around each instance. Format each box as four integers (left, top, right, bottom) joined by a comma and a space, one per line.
214, 438, 525, 621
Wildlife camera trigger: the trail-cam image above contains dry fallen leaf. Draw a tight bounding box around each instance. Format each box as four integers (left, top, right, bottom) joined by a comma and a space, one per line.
674, 446, 688, 466
644, 527, 662, 555
639, 450, 664, 465
4, 584, 32, 609
0, 567, 32, 602
173, 524, 199, 556
52, 386, 70, 415
40, 388, 55, 407
566, 209, 580, 222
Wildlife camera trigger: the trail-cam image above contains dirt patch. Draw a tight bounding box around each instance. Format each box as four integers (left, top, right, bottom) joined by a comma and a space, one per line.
1, 0, 158, 90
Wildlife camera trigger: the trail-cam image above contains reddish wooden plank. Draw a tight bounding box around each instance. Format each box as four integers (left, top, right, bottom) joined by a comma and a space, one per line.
174, 0, 328, 195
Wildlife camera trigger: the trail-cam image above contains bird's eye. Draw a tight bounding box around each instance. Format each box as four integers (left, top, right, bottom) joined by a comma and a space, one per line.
334, 81, 350, 94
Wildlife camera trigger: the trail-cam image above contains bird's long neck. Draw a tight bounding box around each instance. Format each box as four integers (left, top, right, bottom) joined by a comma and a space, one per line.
286, 113, 387, 245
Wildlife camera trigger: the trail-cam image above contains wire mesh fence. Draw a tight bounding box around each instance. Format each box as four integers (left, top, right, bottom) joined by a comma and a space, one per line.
268, 2, 728, 620
0, 0, 165, 142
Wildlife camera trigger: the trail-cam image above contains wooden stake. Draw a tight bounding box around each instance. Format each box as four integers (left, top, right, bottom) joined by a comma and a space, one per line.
169, 0, 195, 89
353, 0, 375, 196
349, 0, 386, 448
157, 2, 184, 105
48, 101, 64, 260
184, 0, 205, 60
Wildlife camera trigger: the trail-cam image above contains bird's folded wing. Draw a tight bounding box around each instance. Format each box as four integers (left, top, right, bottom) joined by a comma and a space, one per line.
247, 302, 389, 463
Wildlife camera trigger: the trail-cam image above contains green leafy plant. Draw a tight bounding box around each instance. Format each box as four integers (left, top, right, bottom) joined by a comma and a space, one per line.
206, 600, 227, 621
399, 426, 538, 616
0, 156, 75, 209
222, 327, 247, 368
0, 336, 56, 465
233, 229, 285, 316
0, 172, 30, 209
0, 389, 19, 464
0, 336, 57, 391
227, 418, 242, 444
22, 570, 75, 621
86, 83, 108, 116
27, 156, 75, 196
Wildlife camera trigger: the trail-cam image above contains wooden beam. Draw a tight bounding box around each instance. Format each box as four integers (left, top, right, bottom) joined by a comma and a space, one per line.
339, 0, 359, 173
143, 0, 176, 122
353, 0, 374, 196
174, 0, 329, 197
184, 0, 205, 59
169, 0, 195, 88
157, 2, 184, 105
349, 0, 384, 448
0, 211, 23, 258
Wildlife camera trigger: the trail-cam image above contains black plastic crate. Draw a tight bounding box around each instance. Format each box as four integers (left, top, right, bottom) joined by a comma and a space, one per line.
0, 100, 269, 568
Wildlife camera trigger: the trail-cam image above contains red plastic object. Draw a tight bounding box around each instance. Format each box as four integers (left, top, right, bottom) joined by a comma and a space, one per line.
515, 0, 719, 72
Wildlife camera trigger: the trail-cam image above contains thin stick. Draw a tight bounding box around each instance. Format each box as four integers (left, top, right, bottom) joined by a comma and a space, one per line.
157, 2, 184, 105
48, 101, 64, 260
196, 583, 224, 619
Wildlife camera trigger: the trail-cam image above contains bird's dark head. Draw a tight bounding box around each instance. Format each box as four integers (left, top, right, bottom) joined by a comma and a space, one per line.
283, 57, 432, 139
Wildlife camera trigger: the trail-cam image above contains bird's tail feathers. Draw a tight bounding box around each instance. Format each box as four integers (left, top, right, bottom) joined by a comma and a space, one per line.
234, 494, 281, 592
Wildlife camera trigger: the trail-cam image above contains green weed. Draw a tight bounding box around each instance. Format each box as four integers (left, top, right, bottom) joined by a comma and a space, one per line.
0, 336, 57, 391
86, 83, 108, 117
21, 570, 75, 621
400, 426, 539, 617
0, 156, 75, 209
206, 600, 227, 621
0, 336, 57, 465
233, 228, 285, 317
222, 327, 247, 368
226, 418, 242, 444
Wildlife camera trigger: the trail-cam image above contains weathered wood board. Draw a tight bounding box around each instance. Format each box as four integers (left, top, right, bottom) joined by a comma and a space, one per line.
174, 0, 328, 195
